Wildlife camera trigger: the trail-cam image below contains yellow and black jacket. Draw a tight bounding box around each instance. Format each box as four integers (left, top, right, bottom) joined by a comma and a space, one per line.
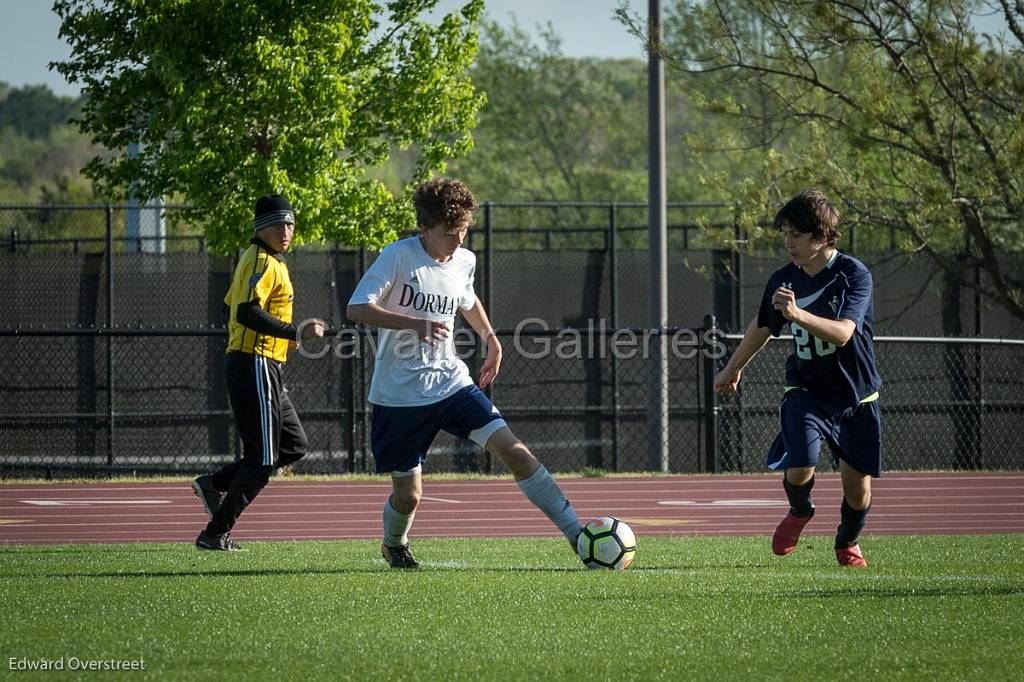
225, 238, 296, 363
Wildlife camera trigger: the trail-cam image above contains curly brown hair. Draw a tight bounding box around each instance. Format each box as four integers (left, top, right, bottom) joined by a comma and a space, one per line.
413, 179, 479, 233
773, 189, 842, 246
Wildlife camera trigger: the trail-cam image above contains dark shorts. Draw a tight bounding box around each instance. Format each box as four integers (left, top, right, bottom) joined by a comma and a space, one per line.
224, 351, 308, 470
370, 384, 507, 474
766, 388, 882, 477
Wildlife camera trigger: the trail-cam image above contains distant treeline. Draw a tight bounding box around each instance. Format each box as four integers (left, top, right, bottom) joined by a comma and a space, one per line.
0, 82, 101, 204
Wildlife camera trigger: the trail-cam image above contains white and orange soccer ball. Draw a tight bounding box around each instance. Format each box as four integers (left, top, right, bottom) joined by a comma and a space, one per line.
576, 516, 636, 570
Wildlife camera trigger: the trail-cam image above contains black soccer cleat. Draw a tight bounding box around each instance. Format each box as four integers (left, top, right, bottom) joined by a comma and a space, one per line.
571, 528, 582, 551
381, 543, 420, 570
191, 475, 224, 519
195, 531, 242, 551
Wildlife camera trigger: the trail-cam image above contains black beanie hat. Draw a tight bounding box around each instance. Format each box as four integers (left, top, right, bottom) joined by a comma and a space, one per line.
254, 193, 295, 231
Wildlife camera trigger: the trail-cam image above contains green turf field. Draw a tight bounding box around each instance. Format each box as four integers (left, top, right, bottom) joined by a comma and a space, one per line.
2, 535, 1022, 680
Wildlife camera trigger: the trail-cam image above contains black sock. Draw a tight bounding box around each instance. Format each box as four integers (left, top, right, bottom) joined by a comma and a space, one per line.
835, 498, 870, 548
210, 461, 242, 492
205, 464, 270, 536
783, 475, 815, 517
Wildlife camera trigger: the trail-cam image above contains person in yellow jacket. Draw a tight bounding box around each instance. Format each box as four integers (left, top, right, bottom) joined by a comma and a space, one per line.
192, 193, 324, 551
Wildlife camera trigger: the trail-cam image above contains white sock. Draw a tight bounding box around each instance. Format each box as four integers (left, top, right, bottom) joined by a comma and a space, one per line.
383, 496, 415, 547
516, 465, 583, 542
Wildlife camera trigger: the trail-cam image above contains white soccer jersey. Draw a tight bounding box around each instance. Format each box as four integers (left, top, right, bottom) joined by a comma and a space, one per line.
348, 236, 477, 406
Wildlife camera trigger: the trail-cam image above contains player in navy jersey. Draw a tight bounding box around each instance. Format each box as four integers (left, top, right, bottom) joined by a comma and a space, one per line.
714, 190, 882, 567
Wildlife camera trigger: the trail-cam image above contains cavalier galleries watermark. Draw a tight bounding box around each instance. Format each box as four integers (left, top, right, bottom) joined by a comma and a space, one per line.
295, 318, 726, 361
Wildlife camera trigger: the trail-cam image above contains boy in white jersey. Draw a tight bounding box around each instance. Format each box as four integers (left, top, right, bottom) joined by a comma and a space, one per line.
347, 179, 584, 569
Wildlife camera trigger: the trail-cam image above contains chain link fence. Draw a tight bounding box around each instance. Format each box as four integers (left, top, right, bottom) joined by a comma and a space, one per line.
1, 203, 1022, 475
714, 335, 1024, 473
2, 327, 1023, 475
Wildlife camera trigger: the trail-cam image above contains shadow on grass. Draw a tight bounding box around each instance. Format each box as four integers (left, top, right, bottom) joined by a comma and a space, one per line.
0, 546, 180, 555
4, 565, 600, 579
779, 585, 1024, 598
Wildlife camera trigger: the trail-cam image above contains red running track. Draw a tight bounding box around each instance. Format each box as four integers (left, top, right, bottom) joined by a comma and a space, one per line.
1, 472, 1022, 545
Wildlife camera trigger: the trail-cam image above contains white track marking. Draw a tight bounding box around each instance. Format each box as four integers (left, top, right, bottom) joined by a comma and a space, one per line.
658, 499, 789, 507
21, 499, 172, 507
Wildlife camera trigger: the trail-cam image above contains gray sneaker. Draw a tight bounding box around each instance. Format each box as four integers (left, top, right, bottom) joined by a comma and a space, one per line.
195, 531, 242, 551
381, 543, 420, 570
191, 475, 224, 518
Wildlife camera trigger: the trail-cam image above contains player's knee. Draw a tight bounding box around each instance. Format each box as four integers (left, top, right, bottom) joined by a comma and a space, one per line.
392, 488, 421, 514
847, 490, 871, 510
294, 429, 308, 455
489, 432, 529, 460
238, 463, 272, 494
501, 442, 538, 479
280, 428, 308, 460
785, 467, 815, 486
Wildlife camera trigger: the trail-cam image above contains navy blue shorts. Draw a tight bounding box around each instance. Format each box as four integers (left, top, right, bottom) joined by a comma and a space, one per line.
370, 385, 507, 474
766, 388, 882, 477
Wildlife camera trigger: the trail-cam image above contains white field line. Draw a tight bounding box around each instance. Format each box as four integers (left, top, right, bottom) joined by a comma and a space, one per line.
3, 488, 1022, 505
3, 474, 1024, 494
1, 499, 1021, 515
4, 525, 1024, 544
1, 509, 1023, 524
4, 514, 1022, 531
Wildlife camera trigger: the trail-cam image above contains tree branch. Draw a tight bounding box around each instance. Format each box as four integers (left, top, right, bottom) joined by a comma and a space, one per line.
997, 0, 1024, 46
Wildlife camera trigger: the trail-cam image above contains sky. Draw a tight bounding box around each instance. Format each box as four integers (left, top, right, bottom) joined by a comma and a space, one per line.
1, 1, 1011, 98
0, 0, 644, 98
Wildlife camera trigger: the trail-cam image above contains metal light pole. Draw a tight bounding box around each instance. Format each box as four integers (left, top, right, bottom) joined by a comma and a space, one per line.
647, 0, 669, 472
125, 142, 166, 254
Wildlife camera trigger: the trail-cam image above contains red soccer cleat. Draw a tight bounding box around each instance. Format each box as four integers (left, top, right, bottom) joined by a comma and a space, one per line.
836, 544, 867, 568
772, 511, 813, 556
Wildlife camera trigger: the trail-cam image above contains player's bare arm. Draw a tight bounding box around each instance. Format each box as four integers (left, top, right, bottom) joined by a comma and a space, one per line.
713, 316, 772, 395
459, 296, 502, 389
771, 287, 856, 347
346, 302, 449, 343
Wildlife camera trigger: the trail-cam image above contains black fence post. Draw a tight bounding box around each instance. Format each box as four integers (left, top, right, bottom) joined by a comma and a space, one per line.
974, 246, 984, 466
345, 330, 357, 475
712, 250, 736, 332
357, 248, 368, 473
483, 201, 493, 315
328, 244, 353, 475
609, 202, 619, 472
733, 220, 744, 327
702, 314, 719, 473
483, 202, 493, 475
105, 204, 115, 467
731, 222, 745, 471
8, 229, 17, 252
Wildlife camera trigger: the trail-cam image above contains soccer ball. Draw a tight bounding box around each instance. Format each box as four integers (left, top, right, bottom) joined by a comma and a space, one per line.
577, 516, 636, 570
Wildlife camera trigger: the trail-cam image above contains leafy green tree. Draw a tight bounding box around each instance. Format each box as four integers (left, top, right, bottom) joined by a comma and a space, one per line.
0, 84, 80, 139
439, 18, 731, 252
449, 21, 648, 202
619, 0, 1024, 320
52, 0, 485, 252
0, 117, 101, 205
450, 19, 711, 205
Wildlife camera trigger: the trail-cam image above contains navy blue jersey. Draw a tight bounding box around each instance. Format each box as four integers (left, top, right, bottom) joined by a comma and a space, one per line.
757, 251, 882, 407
